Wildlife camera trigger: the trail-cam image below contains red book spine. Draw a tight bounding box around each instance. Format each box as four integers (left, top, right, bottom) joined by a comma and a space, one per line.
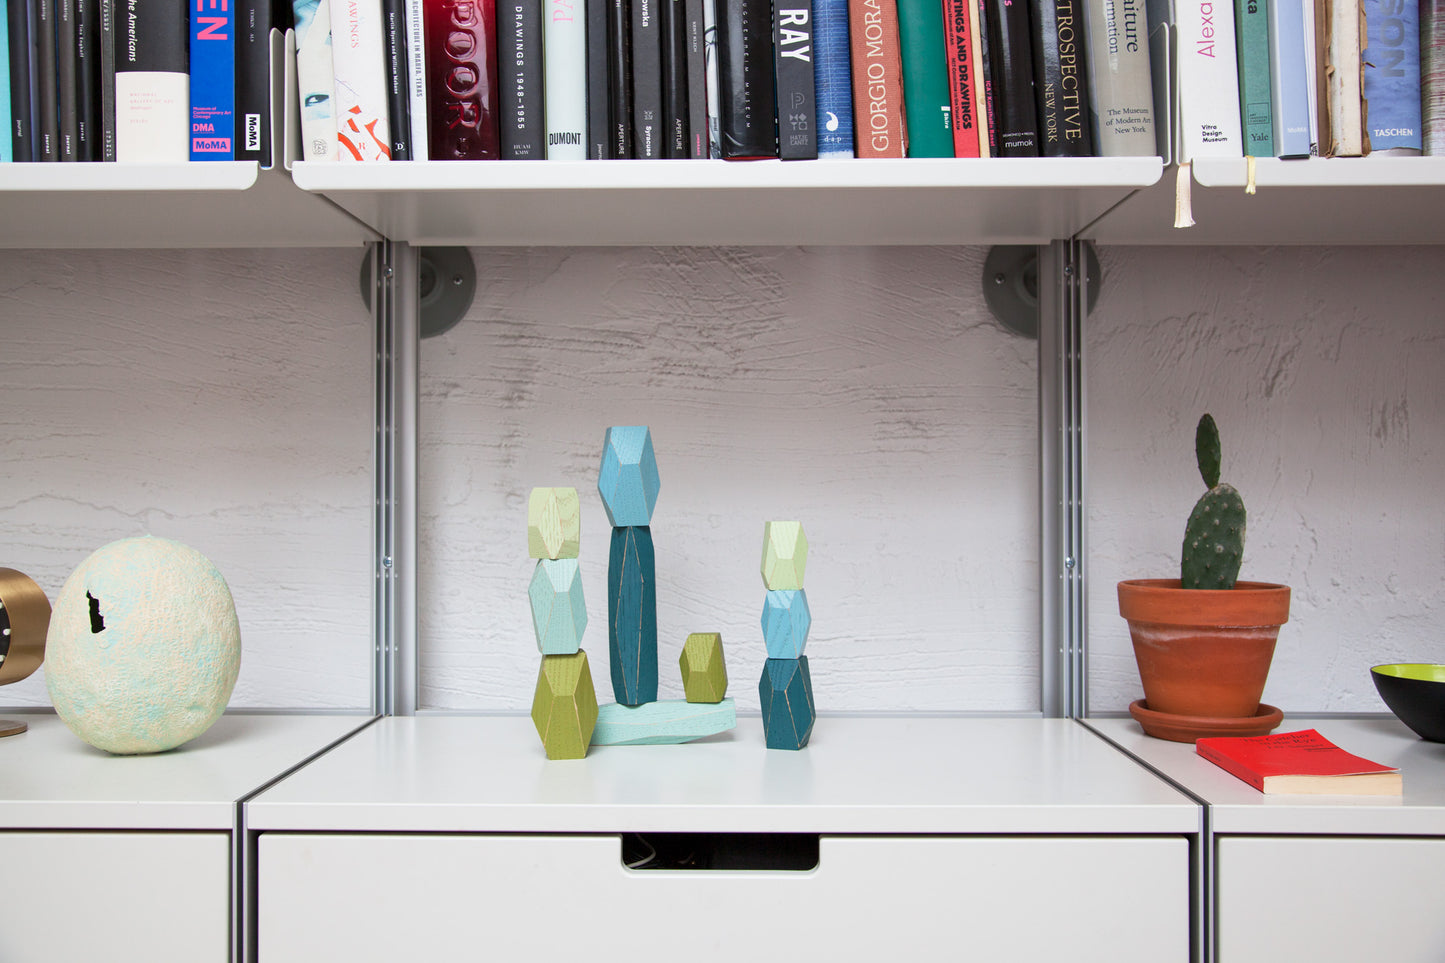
424, 0, 501, 159
1195, 739, 1266, 791
848, 0, 906, 157
942, 0, 981, 156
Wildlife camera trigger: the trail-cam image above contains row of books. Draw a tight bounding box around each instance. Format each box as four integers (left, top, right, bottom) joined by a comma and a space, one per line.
298, 0, 1163, 161
2, 0, 274, 163
1170, 0, 1444, 159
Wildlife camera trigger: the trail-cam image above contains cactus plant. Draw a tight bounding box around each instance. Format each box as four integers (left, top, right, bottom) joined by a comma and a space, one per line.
1180, 414, 1246, 590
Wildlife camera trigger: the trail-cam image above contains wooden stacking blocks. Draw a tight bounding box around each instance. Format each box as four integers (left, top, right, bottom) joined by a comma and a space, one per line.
527, 486, 595, 758
680, 632, 728, 703
758, 521, 814, 750
598, 426, 661, 528
601, 427, 661, 707
528, 558, 588, 655
528, 487, 581, 560
591, 697, 736, 746
531, 650, 599, 760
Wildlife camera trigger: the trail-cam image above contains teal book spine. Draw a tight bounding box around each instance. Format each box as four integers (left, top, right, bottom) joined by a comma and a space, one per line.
896, 0, 954, 155
1234, 0, 1273, 156
0, 3, 11, 162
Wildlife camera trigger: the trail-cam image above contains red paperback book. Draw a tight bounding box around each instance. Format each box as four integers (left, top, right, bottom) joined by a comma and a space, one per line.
941, 0, 982, 156
1196, 729, 1402, 795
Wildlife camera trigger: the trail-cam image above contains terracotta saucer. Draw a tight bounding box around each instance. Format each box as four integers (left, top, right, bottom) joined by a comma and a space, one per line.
1127, 699, 1284, 743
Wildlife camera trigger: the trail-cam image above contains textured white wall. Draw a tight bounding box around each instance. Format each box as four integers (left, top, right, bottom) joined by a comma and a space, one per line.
1087, 246, 1445, 715
0, 248, 373, 709
418, 246, 1041, 712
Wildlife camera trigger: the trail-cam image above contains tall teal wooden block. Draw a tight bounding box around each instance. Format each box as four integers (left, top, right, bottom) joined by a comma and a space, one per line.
598, 426, 661, 527
759, 656, 815, 750
528, 558, 587, 654
608, 525, 657, 705
761, 589, 811, 659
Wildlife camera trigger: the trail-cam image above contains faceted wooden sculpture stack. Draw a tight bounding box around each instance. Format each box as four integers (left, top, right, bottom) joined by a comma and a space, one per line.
759, 521, 815, 750
528, 487, 599, 759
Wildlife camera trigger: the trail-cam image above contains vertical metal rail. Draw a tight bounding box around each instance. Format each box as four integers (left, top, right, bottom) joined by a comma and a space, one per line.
373, 240, 420, 716
1038, 240, 1089, 719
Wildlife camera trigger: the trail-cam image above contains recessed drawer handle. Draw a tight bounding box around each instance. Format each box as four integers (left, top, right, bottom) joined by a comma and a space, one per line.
623, 832, 820, 872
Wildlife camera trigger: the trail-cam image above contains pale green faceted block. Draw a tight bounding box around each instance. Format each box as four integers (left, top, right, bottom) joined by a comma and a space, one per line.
529, 558, 587, 654
531, 650, 599, 760
761, 521, 808, 590
679, 632, 728, 703
527, 487, 581, 560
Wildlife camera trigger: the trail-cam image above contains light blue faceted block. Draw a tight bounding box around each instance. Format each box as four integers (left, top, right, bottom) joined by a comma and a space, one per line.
758, 656, 815, 750
761, 589, 811, 659
597, 426, 661, 527
529, 558, 588, 654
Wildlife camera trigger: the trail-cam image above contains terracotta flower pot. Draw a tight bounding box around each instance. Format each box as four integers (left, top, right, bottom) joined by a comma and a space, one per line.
1117, 579, 1291, 719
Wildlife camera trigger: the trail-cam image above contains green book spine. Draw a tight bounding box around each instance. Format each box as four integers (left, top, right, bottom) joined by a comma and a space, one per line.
1234, 0, 1274, 155
896, 0, 954, 155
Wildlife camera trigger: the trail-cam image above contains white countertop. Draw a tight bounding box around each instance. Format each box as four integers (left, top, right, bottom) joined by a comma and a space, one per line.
0, 712, 373, 831
1086, 715, 1445, 835
248, 714, 1199, 835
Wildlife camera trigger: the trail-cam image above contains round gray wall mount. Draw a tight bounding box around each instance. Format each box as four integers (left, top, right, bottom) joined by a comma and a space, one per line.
982, 244, 1100, 340
360, 246, 477, 339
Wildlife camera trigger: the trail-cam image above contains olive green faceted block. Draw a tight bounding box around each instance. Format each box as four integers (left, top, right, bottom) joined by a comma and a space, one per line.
531, 650, 599, 760
679, 632, 728, 703
761, 521, 808, 590
528, 487, 581, 560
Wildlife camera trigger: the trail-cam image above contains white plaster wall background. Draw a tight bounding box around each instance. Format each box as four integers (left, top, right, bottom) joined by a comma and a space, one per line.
418, 245, 1041, 713
0, 248, 373, 709
1087, 245, 1445, 715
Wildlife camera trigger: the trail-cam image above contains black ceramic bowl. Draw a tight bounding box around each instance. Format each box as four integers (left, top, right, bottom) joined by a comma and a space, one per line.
1371, 664, 1445, 742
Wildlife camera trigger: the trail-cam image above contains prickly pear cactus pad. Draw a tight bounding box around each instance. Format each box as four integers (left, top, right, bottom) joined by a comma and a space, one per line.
45, 536, 241, 755
1181, 415, 1246, 590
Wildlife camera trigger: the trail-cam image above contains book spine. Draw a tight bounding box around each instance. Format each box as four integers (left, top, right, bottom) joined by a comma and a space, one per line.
1320, 0, 1363, 154
424, 0, 501, 158
897, 0, 953, 154
36, 0, 59, 160
405, 0, 428, 158
1082, 0, 1156, 155
57, 0, 78, 160
1425, 0, 1444, 154
1234, 0, 1274, 155
1177, 0, 1243, 157
986, 0, 1039, 155
973, 0, 995, 153
661, 0, 689, 155
76, 0, 98, 159
847, 0, 905, 156
1266, 0, 1310, 156
545, 0, 589, 157
702, 0, 720, 154
683, 0, 707, 155
715, 0, 776, 156
294, 0, 338, 160
0, 4, 10, 161
98, 0, 115, 159
9, 0, 35, 161
381, 0, 412, 158
234, 0, 271, 162
1361, 0, 1421, 151
191, 0, 236, 159
333, 0, 391, 159
775, 0, 818, 157
1196, 740, 1266, 791
1030, 0, 1094, 155
115, 0, 189, 162
607, 0, 632, 155
942, 0, 982, 155
813, 0, 854, 155
587, 0, 610, 155
632, 0, 662, 154
500, 0, 544, 158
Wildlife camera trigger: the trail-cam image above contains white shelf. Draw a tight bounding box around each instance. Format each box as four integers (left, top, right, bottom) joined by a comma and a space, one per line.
1086, 715, 1445, 835
0, 712, 373, 830
247, 714, 1198, 834
0, 163, 380, 248
1083, 156, 1445, 245
290, 157, 1164, 246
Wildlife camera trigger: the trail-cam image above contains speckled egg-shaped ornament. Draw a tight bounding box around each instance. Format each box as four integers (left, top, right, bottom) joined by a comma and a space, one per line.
45, 536, 241, 755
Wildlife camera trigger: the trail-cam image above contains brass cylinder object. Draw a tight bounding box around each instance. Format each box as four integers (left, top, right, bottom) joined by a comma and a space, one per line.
0, 567, 50, 687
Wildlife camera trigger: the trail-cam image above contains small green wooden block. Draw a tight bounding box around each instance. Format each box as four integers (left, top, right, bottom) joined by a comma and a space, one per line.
761, 521, 808, 590
531, 650, 599, 759
679, 632, 728, 703
527, 487, 581, 560
590, 698, 737, 746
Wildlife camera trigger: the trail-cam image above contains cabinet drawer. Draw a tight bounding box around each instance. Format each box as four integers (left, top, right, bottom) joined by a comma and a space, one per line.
1218, 836, 1445, 962
0, 831, 230, 963
259, 832, 1188, 961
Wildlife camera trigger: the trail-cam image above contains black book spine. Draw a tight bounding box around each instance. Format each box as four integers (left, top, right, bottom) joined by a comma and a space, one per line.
683, 0, 705, 156
631, 0, 662, 155
715, 0, 775, 157
97, 0, 115, 159
608, 0, 632, 155
56, 0, 78, 160
773, 0, 815, 158
35, 0, 59, 160
234, 0, 271, 162
381, 0, 411, 158
586, 0, 610, 156
1028, 0, 1090, 155
500, 0, 544, 157
75, 0, 98, 159
9, 0, 35, 161
985, 0, 1037, 156
659, 0, 687, 155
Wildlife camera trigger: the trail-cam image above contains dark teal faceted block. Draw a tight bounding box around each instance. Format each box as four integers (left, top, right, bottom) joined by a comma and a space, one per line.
608, 525, 658, 706
758, 656, 814, 750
